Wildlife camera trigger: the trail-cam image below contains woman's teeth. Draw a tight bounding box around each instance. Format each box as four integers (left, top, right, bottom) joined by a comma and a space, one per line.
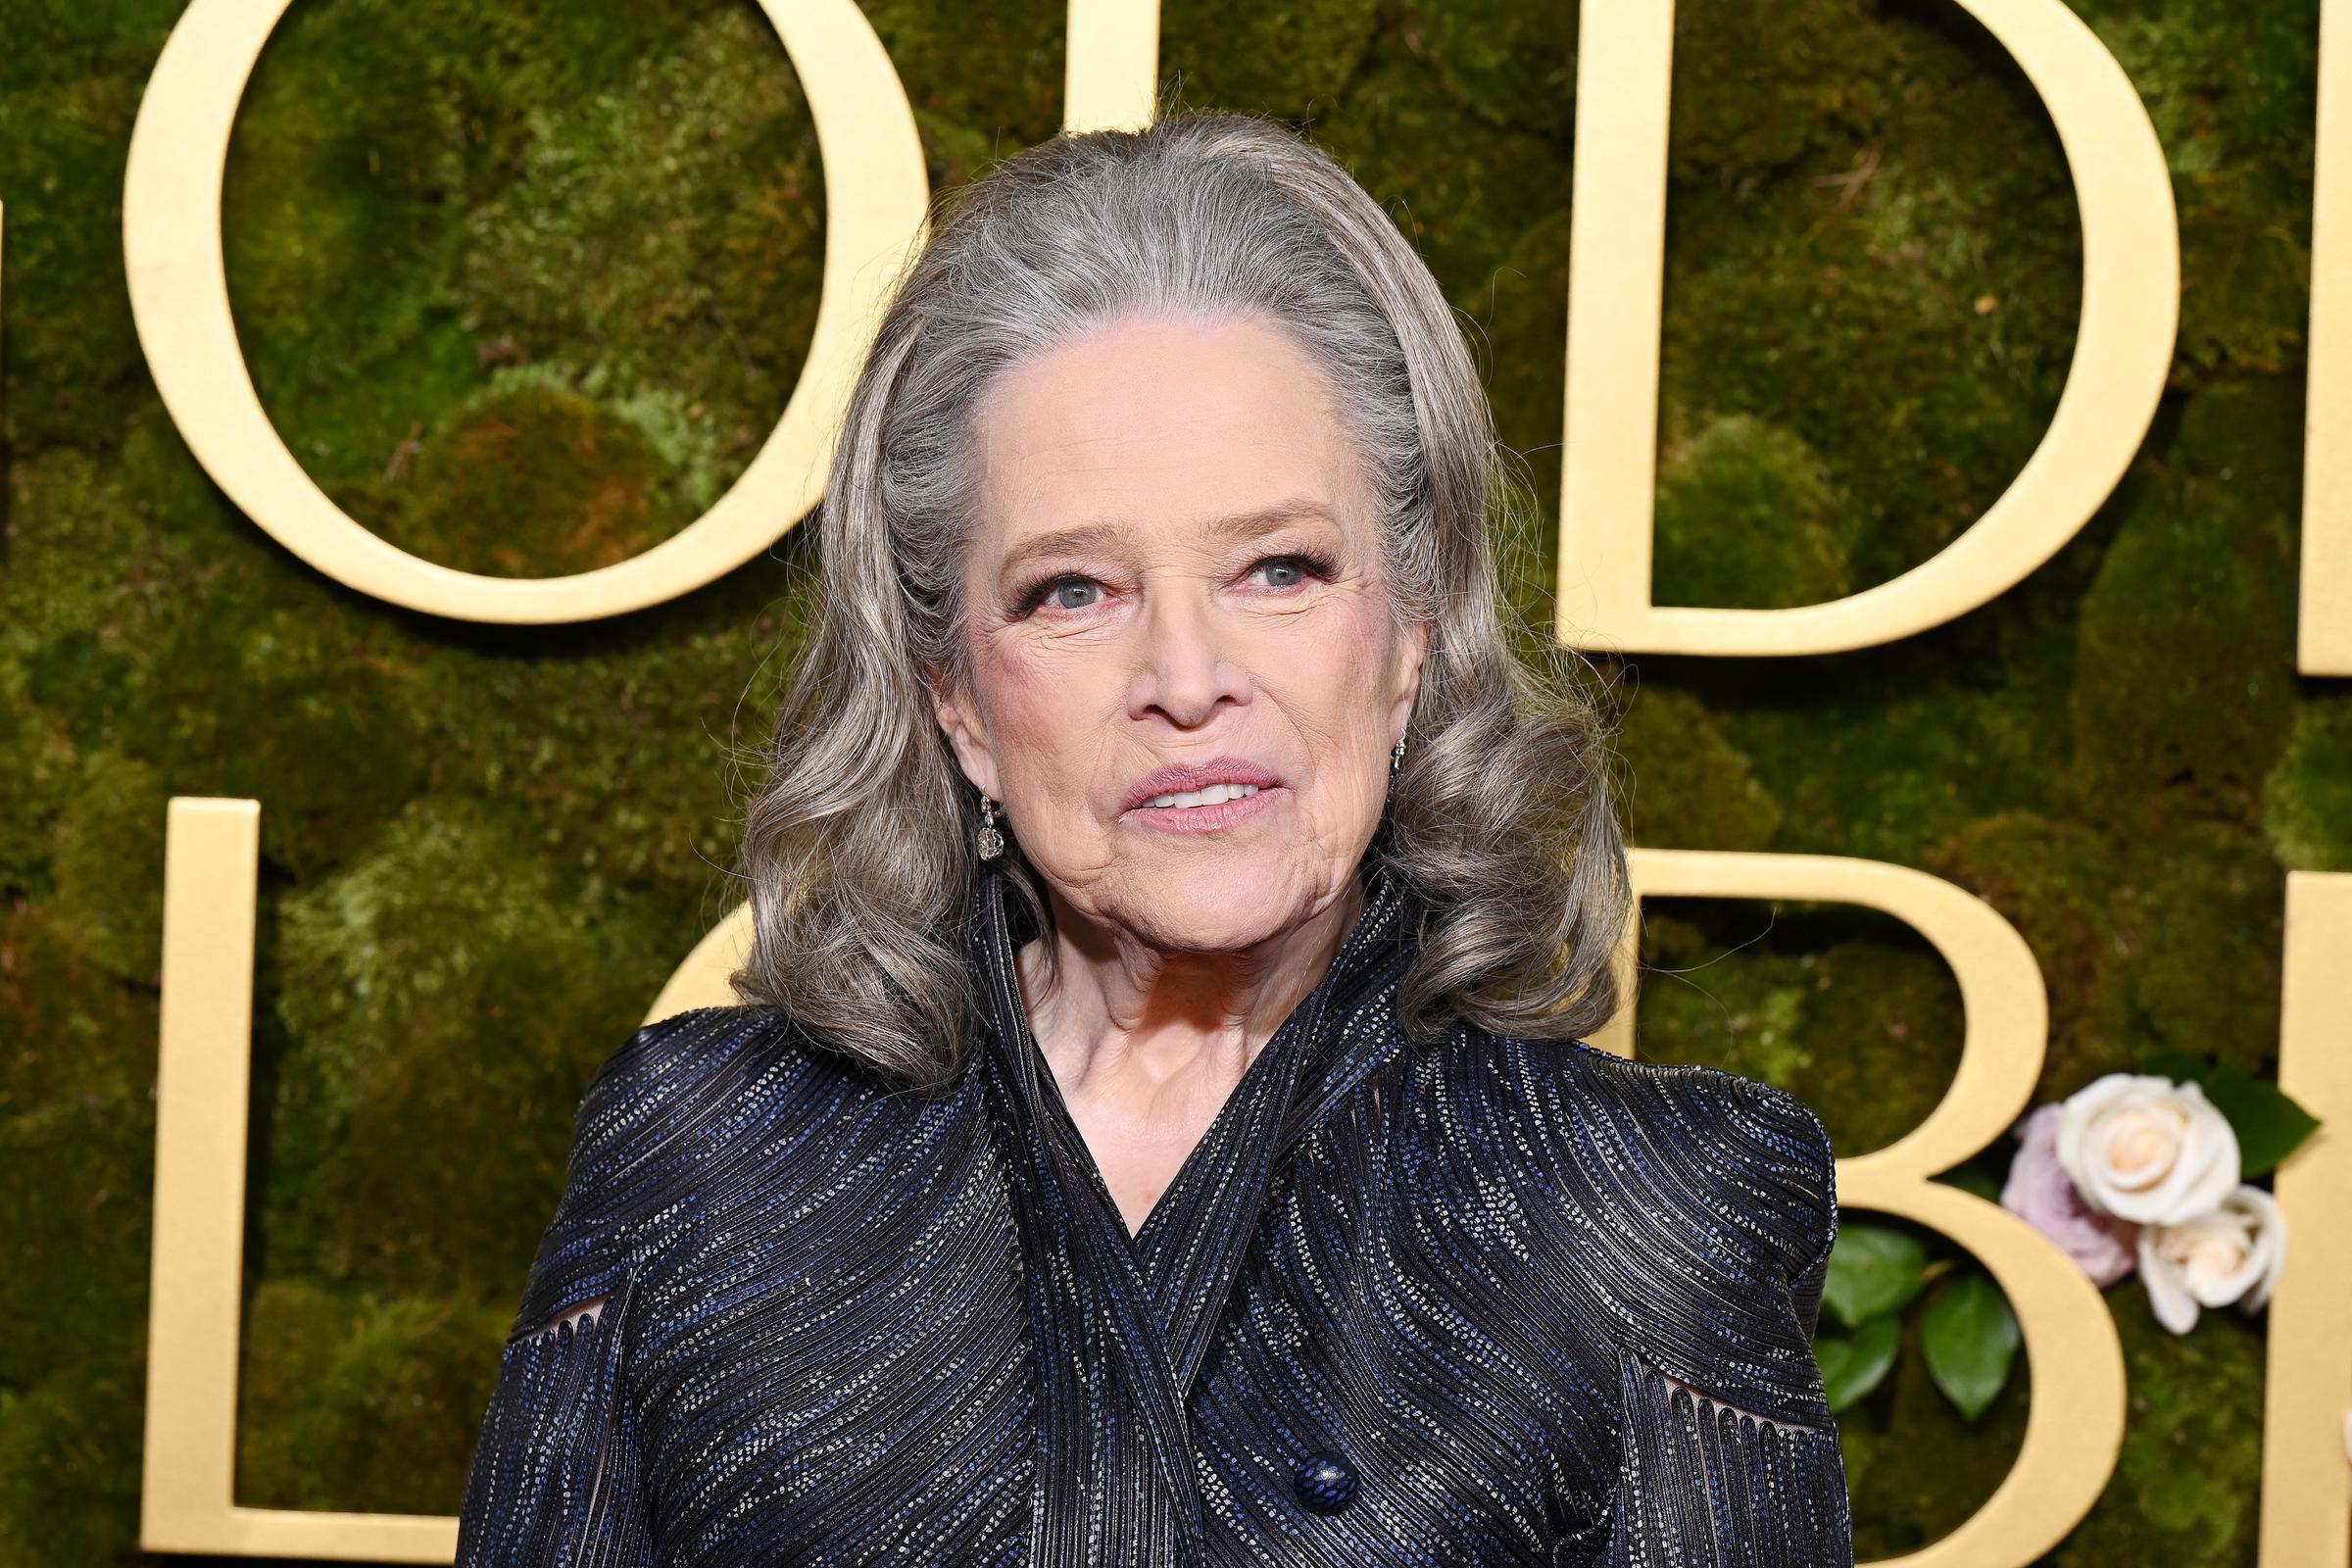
1144, 783, 1261, 809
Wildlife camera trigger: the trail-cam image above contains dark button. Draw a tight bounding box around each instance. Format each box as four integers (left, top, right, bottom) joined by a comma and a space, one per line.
1293, 1453, 1357, 1515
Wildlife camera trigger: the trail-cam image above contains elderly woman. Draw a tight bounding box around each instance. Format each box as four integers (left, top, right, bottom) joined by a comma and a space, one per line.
457, 112, 1851, 1567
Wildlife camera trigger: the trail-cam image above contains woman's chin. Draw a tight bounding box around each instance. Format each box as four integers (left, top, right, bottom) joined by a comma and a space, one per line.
1091, 866, 1335, 955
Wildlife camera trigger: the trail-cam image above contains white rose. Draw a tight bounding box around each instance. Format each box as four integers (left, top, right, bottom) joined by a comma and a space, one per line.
2137, 1184, 2287, 1335
2055, 1073, 2240, 1225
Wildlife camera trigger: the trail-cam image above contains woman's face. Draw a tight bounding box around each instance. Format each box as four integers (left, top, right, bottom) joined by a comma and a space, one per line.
935, 311, 1427, 956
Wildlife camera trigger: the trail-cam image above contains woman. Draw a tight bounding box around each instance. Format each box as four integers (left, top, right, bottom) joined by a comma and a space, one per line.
457, 111, 1852, 1566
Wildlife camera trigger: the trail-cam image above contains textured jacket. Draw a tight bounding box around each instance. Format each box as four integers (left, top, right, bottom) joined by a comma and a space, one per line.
455, 861, 1853, 1566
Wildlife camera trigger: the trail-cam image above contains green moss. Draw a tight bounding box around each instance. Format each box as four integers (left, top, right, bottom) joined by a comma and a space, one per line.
2088, 1, 2316, 386
1309, 37, 1578, 338
2044, 1280, 2266, 1564
126, 578, 435, 882
0, 903, 159, 1393
1390, 0, 1577, 143
257, 792, 687, 1296
224, 1, 820, 576
1790, 935, 1968, 1158
2066, 397, 2299, 825
1667, 0, 1898, 188
1657, 3, 2082, 592
856, 0, 1066, 188
0, 75, 151, 450
4, 448, 165, 673
381, 378, 683, 574
2114, 819, 2283, 1076
0, 1366, 145, 1568
1921, 810, 2132, 1095
2265, 696, 2352, 871
1613, 685, 1783, 852
1481, 206, 1574, 629
449, 4, 822, 449
238, 1279, 509, 1512
1163, 0, 1382, 115
1691, 637, 2067, 865
1653, 414, 1852, 610
47, 751, 169, 984
1637, 898, 1964, 1160
0, 2, 183, 94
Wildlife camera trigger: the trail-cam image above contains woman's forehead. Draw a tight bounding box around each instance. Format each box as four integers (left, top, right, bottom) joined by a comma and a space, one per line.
970, 316, 1366, 543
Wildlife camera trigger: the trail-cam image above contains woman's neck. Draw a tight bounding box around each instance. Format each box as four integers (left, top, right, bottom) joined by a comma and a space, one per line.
1014, 872, 1368, 1101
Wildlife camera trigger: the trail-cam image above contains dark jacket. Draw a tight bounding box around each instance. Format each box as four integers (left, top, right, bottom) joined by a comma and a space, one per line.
456, 862, 1852, 1566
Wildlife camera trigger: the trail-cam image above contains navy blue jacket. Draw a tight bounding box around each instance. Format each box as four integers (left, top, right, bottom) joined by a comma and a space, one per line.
456, 863, 1852, 1565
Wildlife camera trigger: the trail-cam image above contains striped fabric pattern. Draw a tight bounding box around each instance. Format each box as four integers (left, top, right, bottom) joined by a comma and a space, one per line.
454, 862, 1853, 1566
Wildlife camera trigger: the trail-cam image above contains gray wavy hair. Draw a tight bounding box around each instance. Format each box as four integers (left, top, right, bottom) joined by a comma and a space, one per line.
729, 109, 1632, 1091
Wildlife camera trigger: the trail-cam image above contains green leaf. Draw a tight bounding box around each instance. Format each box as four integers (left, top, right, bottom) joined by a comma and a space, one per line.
1922, 1272, 2021, 1421
1822, 1224, 1929, 1331
1814, 1315, 1899, 1412
2196, 1062, 2322, 1178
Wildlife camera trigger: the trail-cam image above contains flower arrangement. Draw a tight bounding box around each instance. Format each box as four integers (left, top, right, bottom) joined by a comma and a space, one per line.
1812, 1054, 2316, 1421
2026, 1075, 2287, 1332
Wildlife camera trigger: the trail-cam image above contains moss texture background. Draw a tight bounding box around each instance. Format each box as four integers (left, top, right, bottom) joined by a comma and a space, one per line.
0, 0, 2330, 1560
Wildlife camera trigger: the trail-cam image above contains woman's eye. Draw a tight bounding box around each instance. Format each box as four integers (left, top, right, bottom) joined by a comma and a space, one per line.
1042, 577, 1101, 612
1250, 556, 1314, 589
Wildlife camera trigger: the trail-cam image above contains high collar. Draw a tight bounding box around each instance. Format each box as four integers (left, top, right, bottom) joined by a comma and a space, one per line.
959, 857, 1427, 1568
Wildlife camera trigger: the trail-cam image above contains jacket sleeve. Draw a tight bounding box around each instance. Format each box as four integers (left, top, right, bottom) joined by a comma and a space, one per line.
1571, 1055, 1855, 1567
454, 1006, 753, 1567
455, 1293, 650, 1567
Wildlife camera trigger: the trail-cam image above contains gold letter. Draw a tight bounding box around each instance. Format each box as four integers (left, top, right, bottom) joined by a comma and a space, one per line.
2303, 0, 2352, 674
2258, 872, 2352, 1566
1559, 0, 2179, 657
142, 800, 746, 1560
144, 800, 458, 1558
122, 0, 929, 626
1064, 0, 1162, 133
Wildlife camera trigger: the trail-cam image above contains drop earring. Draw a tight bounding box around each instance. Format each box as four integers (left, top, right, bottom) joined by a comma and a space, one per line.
976, 796, 1004, 861
1390, 734, 1407, 776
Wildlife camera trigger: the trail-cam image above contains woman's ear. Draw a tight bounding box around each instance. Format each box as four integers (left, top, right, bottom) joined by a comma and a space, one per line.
928, 666, 1003, 801
1389, 615, 1431, 743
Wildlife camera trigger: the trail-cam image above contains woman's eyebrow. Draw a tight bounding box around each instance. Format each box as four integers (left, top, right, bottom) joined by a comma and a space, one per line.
999, 499, 1339, 577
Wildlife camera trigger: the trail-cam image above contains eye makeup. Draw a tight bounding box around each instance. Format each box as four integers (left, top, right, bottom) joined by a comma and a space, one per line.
1007, 548, 1342, 619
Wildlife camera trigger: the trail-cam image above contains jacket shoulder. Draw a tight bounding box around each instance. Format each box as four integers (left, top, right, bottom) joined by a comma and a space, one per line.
1489, 1034, 1840, 1426
507, 1004, 919, 1336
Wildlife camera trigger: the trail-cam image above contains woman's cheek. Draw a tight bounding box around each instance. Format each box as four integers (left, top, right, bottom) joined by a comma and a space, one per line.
1266, 606, 1392, 747
975, 641, 1117, 851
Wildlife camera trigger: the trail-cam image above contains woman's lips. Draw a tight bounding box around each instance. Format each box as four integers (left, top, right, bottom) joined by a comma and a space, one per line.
1123, 785, 1285, 834
1119, 756, 1282, 812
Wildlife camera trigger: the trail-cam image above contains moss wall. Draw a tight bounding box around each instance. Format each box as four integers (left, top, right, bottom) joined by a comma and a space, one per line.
0, 0, 2328, 1561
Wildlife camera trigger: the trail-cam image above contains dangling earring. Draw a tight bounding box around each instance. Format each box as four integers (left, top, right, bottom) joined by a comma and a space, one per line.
976, 795, 1005, 861
1390, 734, 1407, 776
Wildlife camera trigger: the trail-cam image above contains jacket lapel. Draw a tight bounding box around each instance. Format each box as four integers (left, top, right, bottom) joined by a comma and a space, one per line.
1129, 871, 1417, 1395
970, 871, 1204, 1567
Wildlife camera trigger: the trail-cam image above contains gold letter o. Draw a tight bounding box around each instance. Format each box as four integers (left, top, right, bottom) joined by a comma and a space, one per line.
123, 0, 930, 625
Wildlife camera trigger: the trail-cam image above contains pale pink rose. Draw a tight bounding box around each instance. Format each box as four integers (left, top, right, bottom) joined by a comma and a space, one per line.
2002, 1102, 2139, 1285
2138, 1183, 2288, 1335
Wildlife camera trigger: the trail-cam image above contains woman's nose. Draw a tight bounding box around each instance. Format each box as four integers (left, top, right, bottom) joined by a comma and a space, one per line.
1127, 589, 1249, 727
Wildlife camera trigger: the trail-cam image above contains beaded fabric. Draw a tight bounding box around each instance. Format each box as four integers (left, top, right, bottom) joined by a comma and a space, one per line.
455, 860, 1854, 1566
